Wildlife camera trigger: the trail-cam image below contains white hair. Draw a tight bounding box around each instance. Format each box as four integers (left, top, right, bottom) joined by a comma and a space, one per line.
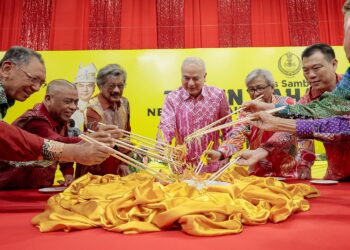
245, 69, 275, 87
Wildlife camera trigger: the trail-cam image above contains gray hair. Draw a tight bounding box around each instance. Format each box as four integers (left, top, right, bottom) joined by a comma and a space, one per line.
245, 69, 275, 87
0, 46, 44, 67
96, 64, 127, 88
181, 57, 206, 73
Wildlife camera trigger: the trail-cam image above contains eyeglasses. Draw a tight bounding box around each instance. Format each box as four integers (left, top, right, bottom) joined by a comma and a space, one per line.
246, 85, 270, 94
104, 83, 125, 90
17, 66, 46, 88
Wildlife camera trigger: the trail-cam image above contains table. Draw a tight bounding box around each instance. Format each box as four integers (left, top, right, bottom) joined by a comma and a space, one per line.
0, 181, 349, 250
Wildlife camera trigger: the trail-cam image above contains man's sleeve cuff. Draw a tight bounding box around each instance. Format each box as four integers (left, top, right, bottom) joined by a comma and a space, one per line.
296, 120, 315, 137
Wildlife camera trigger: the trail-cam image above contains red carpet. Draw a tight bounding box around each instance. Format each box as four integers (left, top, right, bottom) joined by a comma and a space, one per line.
0, 181, 349, 250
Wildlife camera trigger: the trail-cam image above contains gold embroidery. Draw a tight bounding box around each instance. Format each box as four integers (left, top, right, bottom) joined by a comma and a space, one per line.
42, 139, 64, 161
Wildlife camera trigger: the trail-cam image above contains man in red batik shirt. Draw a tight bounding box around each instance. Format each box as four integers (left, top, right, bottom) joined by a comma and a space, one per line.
11, 79, 81, 188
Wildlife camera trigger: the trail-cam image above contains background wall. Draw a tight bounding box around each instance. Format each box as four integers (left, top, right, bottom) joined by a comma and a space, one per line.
0, 0, 345, 177
1, 46, 348, 156
0, 0, 345, 50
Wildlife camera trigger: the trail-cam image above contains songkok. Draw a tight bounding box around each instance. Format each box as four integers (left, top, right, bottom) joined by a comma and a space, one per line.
75, 63, 97, 83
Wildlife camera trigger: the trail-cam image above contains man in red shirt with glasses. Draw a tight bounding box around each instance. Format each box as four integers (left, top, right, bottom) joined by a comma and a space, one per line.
0, 46, 115, 189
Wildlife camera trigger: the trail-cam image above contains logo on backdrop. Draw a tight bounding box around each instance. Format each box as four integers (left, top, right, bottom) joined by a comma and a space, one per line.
278, 52, 302, 77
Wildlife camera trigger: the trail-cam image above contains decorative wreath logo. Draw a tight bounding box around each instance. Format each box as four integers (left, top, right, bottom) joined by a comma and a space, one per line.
278, 52, 302, 77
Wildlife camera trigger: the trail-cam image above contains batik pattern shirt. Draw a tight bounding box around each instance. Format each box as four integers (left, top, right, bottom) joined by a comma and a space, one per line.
0, 83, 14, 120
0, 121, 65, 188
293, 74, 342, 177
272, 69, 350, 180
296, 116, 350, 180
276, 68, 350, 119
219, 95, 300, 178
0, 83, 61, 162
75, 93, 131, 178
296, 116, 350, 142
4, 103, 81, 188
0, 86, 66, 188
158, 85, 233, 172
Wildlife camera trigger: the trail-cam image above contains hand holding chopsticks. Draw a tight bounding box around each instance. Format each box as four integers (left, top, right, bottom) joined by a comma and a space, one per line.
207, 156, 241, 182
79, 134, 174, 184
97, 122, 186, 172
194, 141, 214, 174
185, 95, 264, 143
186, 106, 286, 141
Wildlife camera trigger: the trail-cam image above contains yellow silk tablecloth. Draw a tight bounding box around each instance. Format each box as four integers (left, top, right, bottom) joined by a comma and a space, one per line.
32, 168, 319, 236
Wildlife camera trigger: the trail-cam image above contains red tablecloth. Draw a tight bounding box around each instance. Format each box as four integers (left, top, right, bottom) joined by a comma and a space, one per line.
0, 181, 349, 250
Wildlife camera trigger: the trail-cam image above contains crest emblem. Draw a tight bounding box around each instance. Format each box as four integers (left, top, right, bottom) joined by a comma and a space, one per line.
278, 52, 302, 77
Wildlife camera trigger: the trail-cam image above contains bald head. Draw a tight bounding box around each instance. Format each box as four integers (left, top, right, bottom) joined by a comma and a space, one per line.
46, 79, 77, 96
181, 57, 206, 74
44, 79, 79, 123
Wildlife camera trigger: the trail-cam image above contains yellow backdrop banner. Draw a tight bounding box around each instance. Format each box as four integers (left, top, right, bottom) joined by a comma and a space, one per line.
1, 47, 348, 154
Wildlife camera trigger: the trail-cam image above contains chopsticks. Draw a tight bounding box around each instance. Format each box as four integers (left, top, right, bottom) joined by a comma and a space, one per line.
185, 95, 264, 143
87, 129, 180, 173
79, 134, 174, 184
207, 156, 241, 182
185, 106, 286, 140
194, 141, 214, 174
98, 122, 179, 151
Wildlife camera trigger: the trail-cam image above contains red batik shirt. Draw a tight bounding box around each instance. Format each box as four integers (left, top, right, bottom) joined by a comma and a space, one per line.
7, 103, 81, 188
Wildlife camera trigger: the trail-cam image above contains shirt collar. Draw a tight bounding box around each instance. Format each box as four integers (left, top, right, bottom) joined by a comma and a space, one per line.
336, 73, 343, 83
271, 95, 278, 104
307, 73, 342, 101
0, 83, 15, 119
97, 93, 122, 110
0, 83, 14, 106
180, 85, 207, 100
38, 103, 62, 129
